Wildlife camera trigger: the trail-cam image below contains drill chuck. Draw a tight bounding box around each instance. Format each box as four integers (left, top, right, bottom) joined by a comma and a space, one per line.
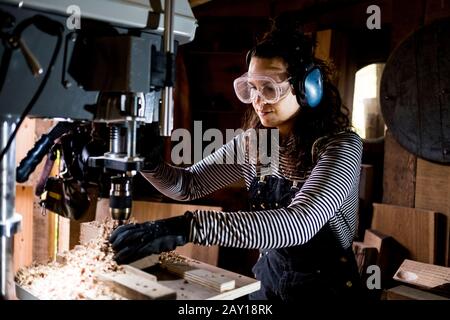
109, 176, 132, 220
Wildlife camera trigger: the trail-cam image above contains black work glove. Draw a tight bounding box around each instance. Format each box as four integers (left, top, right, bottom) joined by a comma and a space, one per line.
109, 212, 193, 264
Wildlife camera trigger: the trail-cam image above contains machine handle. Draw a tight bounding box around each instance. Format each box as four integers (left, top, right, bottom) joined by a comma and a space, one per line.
16, 134, 53, 183
18, 38, 43, 77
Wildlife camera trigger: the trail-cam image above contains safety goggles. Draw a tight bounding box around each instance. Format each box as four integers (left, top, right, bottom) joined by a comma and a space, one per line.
233, 72, 292, 104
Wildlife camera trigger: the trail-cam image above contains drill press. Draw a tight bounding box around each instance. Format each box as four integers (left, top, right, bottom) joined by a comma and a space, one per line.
0, 0, 197, 298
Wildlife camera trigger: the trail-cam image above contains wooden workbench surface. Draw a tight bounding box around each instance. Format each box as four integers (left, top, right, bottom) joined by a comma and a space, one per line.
16, 253, 260, 300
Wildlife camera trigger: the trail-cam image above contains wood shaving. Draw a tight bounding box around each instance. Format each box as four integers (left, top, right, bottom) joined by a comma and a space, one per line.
159, 251, 189, 265
15, 219, 128, 300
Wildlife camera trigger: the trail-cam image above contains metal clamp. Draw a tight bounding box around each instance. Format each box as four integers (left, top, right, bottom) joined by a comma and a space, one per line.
0, 213, 22, 237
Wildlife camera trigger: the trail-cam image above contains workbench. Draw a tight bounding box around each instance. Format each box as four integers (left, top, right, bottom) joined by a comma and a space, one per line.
15, 253, 260, 300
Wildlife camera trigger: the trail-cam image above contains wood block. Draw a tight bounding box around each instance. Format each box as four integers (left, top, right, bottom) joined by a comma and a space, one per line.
120, 265, 157, 282
352, 241, 378, 276
129, 255, 160, 270
162, 262, 236, 292
32, 205, 51, 263
57, 217, 70, 254
385, 285, 448, 300
415, 157, 450, 266
132, 254, 260, 300
96, 271, 176, 300
363, 228, 390, 252
372, 203, 438, 264
362, 229, 408, 288
393, 259, 450, 293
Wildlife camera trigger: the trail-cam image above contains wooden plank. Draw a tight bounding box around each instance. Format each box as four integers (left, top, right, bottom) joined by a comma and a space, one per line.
129, 255, 160, 270
372, 203, 438, 264
95, 199, 220, 266
57, 216, 70, 254
32, 205, 50, 263
393, 259, 450, 293
351, 241, 378, 277
162, 262, 235, 292
134, 254, 260, 300
48, 212, 59, 260
382, 130, 417, 207
385, 285, 448, 300
415, 157, 450, 266
96, 272, 176, 300
13, 185, 34, 272
363, 229, 397, 254
15, 118, 54, 264
363, 228, 408, 288
120, 265, 157, 282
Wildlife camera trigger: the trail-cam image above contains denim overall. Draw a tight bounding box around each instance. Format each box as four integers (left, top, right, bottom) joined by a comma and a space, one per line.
247, 172, 362, 302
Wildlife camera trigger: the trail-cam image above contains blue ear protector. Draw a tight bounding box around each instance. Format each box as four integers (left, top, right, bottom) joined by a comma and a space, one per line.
246, 49, 323, 108
298, 64, 323, 108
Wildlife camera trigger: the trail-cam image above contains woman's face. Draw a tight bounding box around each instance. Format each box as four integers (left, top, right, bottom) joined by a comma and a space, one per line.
248, 57, 300, 135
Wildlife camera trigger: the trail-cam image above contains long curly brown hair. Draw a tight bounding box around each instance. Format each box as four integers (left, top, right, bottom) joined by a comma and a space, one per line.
242, 17, 351, 172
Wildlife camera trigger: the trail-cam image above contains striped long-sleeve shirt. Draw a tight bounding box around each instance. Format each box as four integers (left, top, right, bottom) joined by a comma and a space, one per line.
141, 130, 363, 250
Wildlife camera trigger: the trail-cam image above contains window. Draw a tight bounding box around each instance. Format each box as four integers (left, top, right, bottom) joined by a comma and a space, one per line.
352, 63, 386, 139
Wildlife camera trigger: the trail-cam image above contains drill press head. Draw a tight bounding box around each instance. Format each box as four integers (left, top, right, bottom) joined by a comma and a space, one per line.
88, 92, 148, 221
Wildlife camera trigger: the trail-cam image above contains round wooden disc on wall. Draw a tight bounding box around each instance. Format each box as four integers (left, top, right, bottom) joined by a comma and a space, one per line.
380, 17, 450, 163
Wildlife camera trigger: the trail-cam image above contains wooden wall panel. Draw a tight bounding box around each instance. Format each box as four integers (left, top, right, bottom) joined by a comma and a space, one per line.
13, 186, 34, 272
382, 130, 416, 207
415, 158, 450, 266
15, 118, 55, 263
425, 0, 450, 24
372, 203, 438, 264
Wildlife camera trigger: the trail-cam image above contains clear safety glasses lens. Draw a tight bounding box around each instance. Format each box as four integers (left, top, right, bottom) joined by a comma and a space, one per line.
233, 73, 290, 104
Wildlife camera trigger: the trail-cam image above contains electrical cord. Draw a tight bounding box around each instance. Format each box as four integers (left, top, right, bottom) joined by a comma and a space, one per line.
0, 15, 64, 163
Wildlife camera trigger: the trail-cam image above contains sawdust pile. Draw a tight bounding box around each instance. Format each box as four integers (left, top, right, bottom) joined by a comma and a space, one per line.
15, 219, 126, 300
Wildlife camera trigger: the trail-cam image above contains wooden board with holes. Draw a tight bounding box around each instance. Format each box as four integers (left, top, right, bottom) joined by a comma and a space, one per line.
95, 266, 176, 300
371, 203, 439, 264
393, 259, 450, 291
161, 262, 236, 292
129, 254, 260, 300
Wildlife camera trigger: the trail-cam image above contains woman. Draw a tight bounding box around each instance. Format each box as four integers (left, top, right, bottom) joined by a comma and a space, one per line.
109, 18, 363, 301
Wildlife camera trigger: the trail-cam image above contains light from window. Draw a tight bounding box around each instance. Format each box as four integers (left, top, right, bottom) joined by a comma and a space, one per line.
352, 63, 385, 139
